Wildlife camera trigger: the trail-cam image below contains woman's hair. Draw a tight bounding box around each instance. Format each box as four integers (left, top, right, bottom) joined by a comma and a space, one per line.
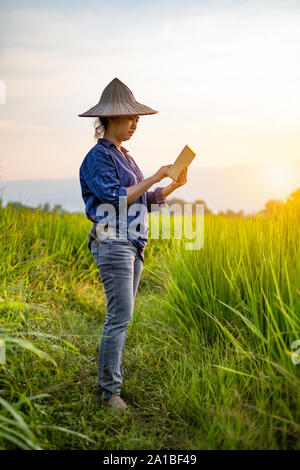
94, 117, 109, 139
94, 116, 119, 139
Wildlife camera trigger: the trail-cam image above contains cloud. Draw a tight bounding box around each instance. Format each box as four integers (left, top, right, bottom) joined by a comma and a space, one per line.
1, 0, 300, 181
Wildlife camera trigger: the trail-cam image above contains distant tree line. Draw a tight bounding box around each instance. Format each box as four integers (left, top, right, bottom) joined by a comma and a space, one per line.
258, 188, 300, 216
164, 198, 213, 216
165, 197, 244, 217
165, 187, 300, 218
1, 187, 299, 218
0, 200, 66, 216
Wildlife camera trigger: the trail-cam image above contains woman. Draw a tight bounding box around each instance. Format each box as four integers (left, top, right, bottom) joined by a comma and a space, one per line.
79, 78, 187, 410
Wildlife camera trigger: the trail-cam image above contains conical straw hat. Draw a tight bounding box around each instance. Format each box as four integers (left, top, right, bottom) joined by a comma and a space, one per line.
78, 77, 158, 117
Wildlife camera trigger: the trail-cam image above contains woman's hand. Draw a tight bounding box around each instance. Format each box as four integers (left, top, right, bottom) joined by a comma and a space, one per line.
152, 164, 173, 183
160, 165, 189, 199
171, 165, 188, 189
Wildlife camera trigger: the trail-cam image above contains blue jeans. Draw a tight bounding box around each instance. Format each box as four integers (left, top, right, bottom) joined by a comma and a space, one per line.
90, 238, 144, 400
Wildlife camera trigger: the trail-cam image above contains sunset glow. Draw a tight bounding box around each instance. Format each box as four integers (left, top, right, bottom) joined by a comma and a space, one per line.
268, 165, 292, 187
0, 0, 299, 214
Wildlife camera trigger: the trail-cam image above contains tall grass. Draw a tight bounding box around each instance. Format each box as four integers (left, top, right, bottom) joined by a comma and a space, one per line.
0, 197, 299, 449
155, 203, 300, 447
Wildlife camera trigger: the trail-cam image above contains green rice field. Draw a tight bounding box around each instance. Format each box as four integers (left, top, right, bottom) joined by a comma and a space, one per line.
0, 193, 299, 450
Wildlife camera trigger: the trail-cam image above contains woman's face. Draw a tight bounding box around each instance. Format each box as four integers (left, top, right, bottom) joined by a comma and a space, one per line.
109, 115, 140, 141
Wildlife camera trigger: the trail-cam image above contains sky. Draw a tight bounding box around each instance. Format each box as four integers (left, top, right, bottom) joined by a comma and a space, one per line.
0, 0, 299, 211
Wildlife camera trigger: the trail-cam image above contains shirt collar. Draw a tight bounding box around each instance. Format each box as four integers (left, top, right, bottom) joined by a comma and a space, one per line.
97, 137, 129, 154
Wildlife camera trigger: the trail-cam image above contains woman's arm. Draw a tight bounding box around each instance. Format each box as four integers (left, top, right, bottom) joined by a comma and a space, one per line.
83, 149, 172, 208
126, 175, 157, 205
161, 166, 188, 199
126, 164, 173, 205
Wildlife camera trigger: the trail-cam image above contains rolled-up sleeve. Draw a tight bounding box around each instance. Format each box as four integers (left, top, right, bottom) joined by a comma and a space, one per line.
146, 186, 166, 212
84, 148, 127, 208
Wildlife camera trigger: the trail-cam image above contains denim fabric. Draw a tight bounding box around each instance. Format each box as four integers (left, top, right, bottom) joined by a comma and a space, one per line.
79, 137, 167, 263
90, 237, 143, 400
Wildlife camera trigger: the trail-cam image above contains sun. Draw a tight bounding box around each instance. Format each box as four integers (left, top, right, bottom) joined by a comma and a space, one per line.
268, 165, 291, 186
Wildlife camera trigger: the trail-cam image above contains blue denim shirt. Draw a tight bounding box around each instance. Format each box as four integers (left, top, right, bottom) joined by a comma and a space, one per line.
79, 137, 166, 262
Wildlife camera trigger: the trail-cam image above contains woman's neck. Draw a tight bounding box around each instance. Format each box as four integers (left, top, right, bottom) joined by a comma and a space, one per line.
103, 133, 122, 151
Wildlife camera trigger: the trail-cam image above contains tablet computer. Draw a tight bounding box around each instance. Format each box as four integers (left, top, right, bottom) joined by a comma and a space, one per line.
167, 144, 196, 182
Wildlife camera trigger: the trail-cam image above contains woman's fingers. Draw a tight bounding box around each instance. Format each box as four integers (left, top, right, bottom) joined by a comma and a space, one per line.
176, 166, 188, 185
